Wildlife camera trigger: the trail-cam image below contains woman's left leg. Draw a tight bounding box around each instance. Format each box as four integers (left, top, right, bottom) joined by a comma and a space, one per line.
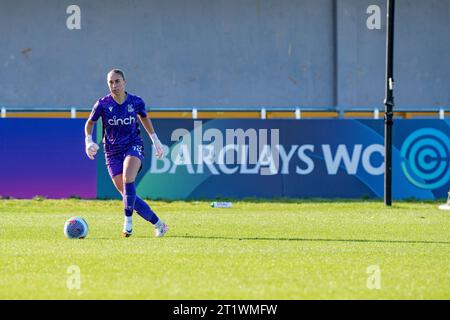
123, 155, 168, 238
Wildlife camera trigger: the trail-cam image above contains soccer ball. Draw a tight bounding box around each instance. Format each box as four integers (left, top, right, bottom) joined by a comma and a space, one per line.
64, 217, 88, 239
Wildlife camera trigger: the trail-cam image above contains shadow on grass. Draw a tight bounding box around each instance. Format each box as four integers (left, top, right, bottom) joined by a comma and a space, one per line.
167, 234, 450, 245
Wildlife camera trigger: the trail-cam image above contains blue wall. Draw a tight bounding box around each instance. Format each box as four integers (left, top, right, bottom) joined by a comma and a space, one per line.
1, 0, 449, 110
0, 119, 97, 198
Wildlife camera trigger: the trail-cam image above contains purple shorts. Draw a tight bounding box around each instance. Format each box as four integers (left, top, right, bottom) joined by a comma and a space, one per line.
106, 145, 145, 178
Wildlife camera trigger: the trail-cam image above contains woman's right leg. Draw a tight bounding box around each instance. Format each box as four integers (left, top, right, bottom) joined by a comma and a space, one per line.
111, 174, 124, 195
111, 174, 133, 236
111, 174, 161, 227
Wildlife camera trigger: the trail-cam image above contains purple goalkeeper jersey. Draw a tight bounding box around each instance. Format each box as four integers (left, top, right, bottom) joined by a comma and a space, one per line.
89, 93, 148, 156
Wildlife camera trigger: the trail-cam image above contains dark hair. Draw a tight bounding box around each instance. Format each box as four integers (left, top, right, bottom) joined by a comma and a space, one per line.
108, 69, 125, 80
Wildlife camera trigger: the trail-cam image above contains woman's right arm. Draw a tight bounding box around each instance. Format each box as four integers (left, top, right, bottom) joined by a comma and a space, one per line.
86, 101, 101, 137
85, 101, 101, 160
85, 119, 96, 137
84, 119, 99, 160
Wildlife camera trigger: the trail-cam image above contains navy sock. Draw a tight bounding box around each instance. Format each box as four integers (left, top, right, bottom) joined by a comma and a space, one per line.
123, 182, 136, 217
134, 196, 159, 224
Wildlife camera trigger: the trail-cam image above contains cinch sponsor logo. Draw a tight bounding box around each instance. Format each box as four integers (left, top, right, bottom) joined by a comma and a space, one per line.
400, 128, 450, 190
149, 121, 385, 176
108, 116, 136, 126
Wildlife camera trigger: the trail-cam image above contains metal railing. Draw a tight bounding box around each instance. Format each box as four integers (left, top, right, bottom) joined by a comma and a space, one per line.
0, 106, 448, 119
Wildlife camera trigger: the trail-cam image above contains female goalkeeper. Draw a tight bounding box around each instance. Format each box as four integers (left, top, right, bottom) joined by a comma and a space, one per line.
84, 69, 168, 237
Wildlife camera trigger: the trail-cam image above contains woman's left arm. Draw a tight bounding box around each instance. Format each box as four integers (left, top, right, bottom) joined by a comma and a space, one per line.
138, 115, 164, 158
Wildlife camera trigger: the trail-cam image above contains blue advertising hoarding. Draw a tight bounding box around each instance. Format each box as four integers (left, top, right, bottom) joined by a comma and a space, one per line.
97, 119, 450, 200
1, 118, 447, 200
0, 119, 96, 198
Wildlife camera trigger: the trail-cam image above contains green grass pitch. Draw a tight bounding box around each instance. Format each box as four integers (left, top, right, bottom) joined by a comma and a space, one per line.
0, 199, 449, 299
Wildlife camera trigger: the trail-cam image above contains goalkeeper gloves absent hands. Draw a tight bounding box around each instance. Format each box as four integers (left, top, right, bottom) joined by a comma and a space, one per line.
85, 135, 99, 160
150, 133, 164, 159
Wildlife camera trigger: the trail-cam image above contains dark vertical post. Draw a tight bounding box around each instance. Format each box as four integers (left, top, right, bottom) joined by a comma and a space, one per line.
384, 0, 395, 206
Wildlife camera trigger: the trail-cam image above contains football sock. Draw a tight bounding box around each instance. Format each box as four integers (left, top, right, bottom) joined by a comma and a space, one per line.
123, 182, 136, 217
124, 216, 132, 226
134, 196, 159, 225
155, 219, 163, 228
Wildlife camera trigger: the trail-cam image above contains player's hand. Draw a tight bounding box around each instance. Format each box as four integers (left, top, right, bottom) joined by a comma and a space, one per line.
85, 135, 99, 160
150, 133, 164, 159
